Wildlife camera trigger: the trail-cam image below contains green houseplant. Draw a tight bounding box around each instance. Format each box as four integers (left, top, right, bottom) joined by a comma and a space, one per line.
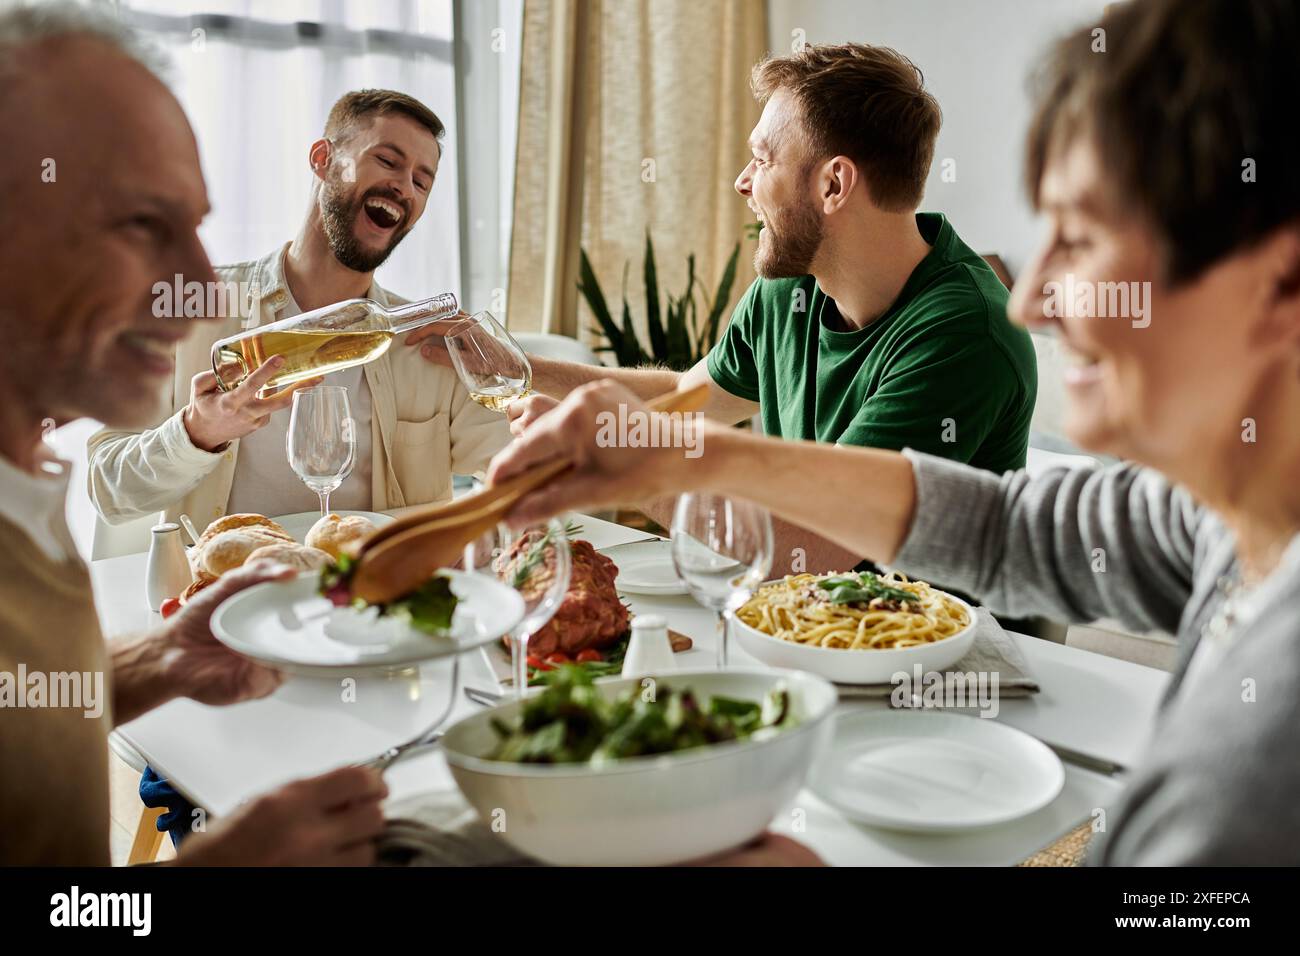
578, 232, 741, 371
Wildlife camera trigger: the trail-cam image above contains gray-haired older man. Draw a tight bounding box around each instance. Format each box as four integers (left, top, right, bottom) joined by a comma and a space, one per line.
0, 2, 386, 865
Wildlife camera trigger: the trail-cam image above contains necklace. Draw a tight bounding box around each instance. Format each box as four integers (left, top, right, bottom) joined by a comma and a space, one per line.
1202, 569, 1257, 645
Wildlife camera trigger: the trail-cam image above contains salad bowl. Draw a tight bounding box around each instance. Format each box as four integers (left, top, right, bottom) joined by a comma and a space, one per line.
440, 668, 837, 865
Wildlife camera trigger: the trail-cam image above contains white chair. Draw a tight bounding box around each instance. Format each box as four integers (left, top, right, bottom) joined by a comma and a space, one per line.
91, 512, 159, 560
109, 731, 167, 864
1029, 331, 1071, 441
512, 332, 604, 367
1026, 333, 1177, 668
1025, 446, 1099, 478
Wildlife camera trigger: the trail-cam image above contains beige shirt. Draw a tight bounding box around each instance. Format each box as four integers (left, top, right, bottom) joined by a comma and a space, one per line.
87, 243, 510, 528
225, 283, 375, 515
0, 454, 112, 865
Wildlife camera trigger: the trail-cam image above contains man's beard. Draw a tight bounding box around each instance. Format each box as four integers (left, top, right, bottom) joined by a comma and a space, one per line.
320, 183, 411, 273
753, 193, 824, 279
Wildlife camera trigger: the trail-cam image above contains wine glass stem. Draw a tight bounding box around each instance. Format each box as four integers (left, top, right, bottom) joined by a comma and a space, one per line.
318, 489, 330, 517
512, 630, 530, 699
716, 610, 729, 670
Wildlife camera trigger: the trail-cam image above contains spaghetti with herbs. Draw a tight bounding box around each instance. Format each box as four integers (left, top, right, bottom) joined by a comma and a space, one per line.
736, 571, 971, 651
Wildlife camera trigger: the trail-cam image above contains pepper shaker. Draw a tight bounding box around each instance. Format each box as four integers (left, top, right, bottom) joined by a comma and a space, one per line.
622, 614, 676, 678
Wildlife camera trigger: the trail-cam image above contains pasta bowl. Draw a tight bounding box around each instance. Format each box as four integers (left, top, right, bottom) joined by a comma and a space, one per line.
732, 579, 978, 685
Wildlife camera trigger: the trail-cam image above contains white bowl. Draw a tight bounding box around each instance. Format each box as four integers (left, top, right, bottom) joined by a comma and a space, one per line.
732, 593, 978, 685
440, 669, 837, 865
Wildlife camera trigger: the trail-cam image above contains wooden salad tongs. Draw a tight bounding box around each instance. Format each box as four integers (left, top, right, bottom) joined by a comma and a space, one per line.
347, 384, 710, 604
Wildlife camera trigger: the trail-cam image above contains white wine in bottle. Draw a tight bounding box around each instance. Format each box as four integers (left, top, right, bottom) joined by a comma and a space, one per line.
211, 293, 458, 395
214, 327, 395, 393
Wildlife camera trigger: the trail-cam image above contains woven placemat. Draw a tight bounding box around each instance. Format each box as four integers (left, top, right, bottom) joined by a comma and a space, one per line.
1017, 820, 1093, 867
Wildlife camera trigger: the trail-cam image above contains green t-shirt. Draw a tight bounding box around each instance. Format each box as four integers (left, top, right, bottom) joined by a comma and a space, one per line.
706, 212, 1036, 473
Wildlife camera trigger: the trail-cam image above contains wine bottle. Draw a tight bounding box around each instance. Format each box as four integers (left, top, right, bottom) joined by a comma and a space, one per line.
211, 293, 459, 394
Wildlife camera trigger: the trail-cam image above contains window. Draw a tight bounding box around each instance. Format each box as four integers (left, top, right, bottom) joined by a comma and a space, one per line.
121, 0, 461, 299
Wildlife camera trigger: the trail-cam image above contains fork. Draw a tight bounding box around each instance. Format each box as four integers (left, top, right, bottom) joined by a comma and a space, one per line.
357, 656, 461, 772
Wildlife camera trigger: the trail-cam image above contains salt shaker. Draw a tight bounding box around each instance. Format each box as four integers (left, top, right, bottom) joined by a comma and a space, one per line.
622, 614, 676, 678
146, 522, 193, 612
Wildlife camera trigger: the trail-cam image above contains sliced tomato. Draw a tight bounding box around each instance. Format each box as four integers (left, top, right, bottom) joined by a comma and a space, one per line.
545, 652, 572, 665
575, 649, 603, 663
527, 655, 553, 672
160, 597, 182, 619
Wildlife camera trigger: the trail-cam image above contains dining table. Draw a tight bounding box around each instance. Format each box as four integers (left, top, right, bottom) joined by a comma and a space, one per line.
96, 512, 1169, 866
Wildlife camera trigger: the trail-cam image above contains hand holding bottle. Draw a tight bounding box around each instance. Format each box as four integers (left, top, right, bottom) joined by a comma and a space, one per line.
183, 357, 322, 453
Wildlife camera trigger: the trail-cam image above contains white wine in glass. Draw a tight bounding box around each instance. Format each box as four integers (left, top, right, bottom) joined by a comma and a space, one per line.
470, 382, 533, 412
445, 311, 533, 413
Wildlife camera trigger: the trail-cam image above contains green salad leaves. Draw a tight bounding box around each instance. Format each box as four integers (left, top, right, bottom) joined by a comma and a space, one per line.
488, 666, 794, 764
318, 554, 459, 635
392, 575, 458, 634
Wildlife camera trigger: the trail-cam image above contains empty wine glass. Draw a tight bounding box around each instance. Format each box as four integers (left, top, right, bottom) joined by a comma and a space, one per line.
445, 311, 533, 413
670, 494, 773, 669
463, 506, 572, 697
286, 385, 355, 516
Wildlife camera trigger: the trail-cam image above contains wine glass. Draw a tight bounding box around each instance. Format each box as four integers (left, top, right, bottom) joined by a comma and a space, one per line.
286, 385, 355, 516
463, 506, 572, 697
670, 494, 773, 669
445, 311, 533, 413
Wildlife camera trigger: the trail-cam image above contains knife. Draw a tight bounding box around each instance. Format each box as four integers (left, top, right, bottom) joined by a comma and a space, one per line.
1040, 739, 1128, 777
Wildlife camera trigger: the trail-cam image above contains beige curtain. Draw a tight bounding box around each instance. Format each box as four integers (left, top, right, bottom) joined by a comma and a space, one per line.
506, 0, 767, 354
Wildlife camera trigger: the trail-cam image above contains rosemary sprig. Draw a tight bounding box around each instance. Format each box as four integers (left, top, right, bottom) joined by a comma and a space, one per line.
510, 521, 583, 589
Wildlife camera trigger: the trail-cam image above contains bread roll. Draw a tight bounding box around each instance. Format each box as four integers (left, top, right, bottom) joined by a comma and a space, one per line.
245, 543, 332, 572
306, 513, 376, 559
180, 572, 217, 604
198, 513, 292, 548
201, 527, 298, 576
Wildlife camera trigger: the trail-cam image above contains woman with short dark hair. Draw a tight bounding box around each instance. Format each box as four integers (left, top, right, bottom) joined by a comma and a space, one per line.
490, 0, 1300, 865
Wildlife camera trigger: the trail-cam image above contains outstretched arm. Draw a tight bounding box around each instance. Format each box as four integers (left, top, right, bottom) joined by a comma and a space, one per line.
489, 381, 1198, 634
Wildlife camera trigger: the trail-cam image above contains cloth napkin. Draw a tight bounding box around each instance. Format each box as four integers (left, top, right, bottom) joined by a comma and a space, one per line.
375, 789, 535, 867
831, 608, 1040, 700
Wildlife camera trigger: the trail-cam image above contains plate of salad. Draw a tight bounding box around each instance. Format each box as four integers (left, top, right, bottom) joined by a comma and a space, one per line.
209, 567, 525, 676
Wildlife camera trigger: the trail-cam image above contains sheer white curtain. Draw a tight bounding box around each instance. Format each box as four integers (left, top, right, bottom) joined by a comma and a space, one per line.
122, 0, 461, 298
54, 0, 476, 558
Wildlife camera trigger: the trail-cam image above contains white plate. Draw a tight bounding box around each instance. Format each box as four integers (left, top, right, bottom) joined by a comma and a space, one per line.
603, 539, 687, 595
810, 710, 1064, 831
732, 592, 978, 684
269, 510, 393, 545
210, 570, 525, 676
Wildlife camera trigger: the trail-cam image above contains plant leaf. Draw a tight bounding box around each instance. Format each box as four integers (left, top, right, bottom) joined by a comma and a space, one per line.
666, 256, 694, 369
577, 248, 622, 356
643, 230, 667, 361
616, 260, 644, 367
701, 242, 740, 354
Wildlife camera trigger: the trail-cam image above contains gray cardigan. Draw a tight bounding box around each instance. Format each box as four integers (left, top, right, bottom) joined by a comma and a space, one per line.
893, 451, 1300, 865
